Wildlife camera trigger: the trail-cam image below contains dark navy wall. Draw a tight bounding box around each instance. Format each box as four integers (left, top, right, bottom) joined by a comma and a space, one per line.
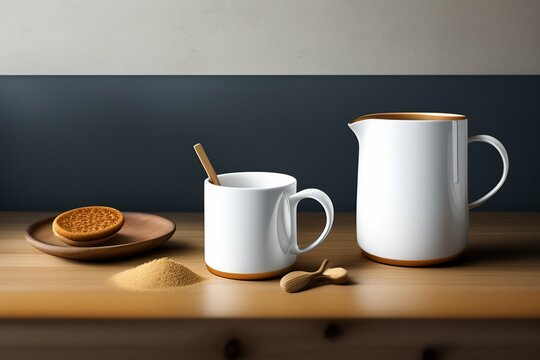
1, 76, 538, 211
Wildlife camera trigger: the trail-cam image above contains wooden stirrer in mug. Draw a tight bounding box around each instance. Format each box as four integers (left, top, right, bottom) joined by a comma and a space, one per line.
193, 143, 221, 185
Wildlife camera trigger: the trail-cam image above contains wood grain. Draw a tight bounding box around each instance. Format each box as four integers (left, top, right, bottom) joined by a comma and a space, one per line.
1, 319, 538, 360
0, 212, 539, 319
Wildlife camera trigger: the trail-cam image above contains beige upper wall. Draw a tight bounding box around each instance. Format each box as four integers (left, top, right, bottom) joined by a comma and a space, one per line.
1, 0, 539, 75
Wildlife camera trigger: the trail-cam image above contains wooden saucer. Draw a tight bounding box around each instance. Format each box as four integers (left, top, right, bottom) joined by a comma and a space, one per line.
25, 212, 176, 260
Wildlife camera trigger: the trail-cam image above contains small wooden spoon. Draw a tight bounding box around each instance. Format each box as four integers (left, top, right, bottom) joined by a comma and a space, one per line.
280, 259, 348, 293
280, 259, 329, 293
322, 267, 349, 284
193, 143, 221, 185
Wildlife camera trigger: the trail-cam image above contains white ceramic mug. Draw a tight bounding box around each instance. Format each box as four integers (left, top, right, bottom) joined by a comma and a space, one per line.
349, 112, 509, 266
204, 172, 334, 279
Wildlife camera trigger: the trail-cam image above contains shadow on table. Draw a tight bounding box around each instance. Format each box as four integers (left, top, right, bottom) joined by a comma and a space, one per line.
356, 236, 540, 269
59, 236, 199, 265
452, 237, 540, 267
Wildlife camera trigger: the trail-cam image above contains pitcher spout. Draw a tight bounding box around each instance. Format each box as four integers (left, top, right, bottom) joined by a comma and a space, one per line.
348, 118, 364, 140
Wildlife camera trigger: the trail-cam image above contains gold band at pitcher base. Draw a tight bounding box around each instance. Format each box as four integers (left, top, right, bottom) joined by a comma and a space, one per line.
363, 250, 463, 267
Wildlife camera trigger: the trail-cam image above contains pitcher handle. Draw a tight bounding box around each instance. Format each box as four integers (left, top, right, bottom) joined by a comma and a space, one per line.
468, 135, 509, 209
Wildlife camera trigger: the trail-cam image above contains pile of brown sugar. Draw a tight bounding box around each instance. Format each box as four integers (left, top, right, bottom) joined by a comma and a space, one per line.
111, 257, 204, 290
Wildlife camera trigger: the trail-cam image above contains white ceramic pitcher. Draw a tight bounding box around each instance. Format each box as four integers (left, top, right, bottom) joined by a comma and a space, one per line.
349, 112, 509, 266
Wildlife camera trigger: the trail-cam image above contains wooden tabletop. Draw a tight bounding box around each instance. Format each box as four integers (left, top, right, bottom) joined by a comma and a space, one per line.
0, 212, 539, 319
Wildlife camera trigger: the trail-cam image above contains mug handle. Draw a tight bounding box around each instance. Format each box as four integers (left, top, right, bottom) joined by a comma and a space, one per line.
288, 189, 334, 254
468, 135, 510, 209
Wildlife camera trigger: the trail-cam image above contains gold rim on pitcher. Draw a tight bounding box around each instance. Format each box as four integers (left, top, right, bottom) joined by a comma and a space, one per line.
350, 112, 467, 124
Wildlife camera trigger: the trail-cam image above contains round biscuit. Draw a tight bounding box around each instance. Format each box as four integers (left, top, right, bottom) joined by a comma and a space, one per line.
52, 206, 124, 241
